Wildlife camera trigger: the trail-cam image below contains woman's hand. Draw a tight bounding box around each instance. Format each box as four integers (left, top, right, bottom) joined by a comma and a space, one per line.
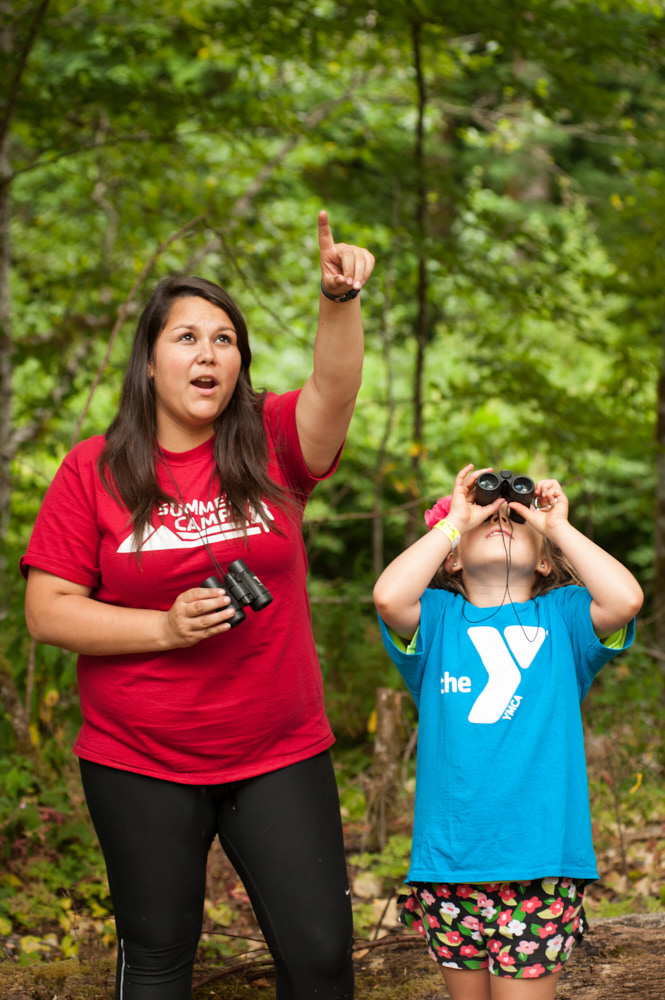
161, 587, 236, 647
318, 210, 375, 297
24, 568, 238, 655
297, 210, 374, 477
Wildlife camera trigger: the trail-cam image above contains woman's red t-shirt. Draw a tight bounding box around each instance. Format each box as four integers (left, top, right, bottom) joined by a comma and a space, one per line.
21, 390, 338, 783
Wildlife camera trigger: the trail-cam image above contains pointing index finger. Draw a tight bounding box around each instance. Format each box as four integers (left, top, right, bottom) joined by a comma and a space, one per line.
318, 209, 335, 251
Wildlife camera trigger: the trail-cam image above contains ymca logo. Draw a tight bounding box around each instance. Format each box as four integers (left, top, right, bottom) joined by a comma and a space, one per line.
466, 625, 546, 724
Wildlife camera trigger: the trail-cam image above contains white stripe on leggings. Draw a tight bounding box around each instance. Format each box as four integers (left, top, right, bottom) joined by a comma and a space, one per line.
119, 938, 126, 998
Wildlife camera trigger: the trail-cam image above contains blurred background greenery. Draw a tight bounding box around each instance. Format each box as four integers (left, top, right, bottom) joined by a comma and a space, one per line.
1, 0, 664, 969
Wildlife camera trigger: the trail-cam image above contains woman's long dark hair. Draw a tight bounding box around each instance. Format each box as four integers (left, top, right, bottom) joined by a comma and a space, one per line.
99, 275, 292, 549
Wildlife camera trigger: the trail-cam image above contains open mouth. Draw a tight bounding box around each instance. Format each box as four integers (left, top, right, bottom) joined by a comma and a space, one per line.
487, 527, 511, 539
191, 377, 218, 389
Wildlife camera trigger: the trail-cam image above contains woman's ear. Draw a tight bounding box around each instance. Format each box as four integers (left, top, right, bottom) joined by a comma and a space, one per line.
536, 557, 552, 578
147, 358, 154, 379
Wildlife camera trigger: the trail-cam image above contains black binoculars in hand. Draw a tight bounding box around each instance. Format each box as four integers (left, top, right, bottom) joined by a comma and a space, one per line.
202, 559, 273, 628
475, 469, 535, 523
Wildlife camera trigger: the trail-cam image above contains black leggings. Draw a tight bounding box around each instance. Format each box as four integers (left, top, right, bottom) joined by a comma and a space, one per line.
80, 752, 354, 1000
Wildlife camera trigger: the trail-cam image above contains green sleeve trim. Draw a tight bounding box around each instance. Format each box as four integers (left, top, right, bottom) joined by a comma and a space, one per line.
387, 626, 419, 654
601, 624, 628, 649
391, 623, 626, 652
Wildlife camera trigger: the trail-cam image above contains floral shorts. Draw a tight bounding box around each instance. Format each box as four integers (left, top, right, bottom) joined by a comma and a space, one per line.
400, 878, 587, 978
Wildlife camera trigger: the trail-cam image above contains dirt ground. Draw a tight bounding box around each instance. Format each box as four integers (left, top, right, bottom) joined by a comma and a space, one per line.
2, 913, 664, 1000
351, 913, 665, 999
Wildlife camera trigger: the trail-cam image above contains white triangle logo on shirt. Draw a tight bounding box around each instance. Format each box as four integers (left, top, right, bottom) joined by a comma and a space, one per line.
116, 505, 275, 553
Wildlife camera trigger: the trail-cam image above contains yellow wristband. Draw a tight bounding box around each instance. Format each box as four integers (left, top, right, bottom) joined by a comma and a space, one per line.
433, 518, 461, 549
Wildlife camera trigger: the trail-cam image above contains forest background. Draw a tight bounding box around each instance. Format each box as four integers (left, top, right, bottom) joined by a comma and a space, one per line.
1, 0, 665, 977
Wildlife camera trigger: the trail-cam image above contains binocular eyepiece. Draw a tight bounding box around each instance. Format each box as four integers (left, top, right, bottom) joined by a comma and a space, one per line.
475, 469, 535, 523
202, 559, 273, 629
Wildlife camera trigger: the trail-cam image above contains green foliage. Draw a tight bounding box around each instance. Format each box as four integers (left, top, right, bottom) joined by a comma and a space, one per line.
2, 0, 662, 785
0, 755, 89, 857
0, 754, 111, 958
585, 644, 664, 739
1, 8, 664, 965
309, 578, 406, 741
350, 834, 413, 887
587, 893, 664, 919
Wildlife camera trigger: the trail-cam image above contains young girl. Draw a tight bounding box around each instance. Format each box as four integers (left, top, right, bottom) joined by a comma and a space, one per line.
373, 464, 643, 1000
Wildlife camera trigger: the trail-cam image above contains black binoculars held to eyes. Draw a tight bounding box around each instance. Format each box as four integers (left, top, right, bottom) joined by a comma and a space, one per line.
475, 469, 535, 523
202, 559, 273, 628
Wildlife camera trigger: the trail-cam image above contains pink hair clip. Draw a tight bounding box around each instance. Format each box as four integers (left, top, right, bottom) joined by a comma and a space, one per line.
424, 495, 452, 528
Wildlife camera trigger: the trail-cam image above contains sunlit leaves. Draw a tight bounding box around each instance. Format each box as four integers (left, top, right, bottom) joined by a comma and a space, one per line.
1, 0, 663, 755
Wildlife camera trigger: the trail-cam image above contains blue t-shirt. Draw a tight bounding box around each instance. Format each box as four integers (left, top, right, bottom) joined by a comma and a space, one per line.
379, 586, 634, 884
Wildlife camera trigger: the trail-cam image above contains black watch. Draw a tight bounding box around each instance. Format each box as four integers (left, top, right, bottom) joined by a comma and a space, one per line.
320, 280, 360, 303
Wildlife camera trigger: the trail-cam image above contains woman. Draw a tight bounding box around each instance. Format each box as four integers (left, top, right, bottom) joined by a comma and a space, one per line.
22, 211, 374, 1000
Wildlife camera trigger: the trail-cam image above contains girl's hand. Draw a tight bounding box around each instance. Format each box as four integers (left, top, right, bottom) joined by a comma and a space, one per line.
445, 464, 505, 534
512, 478, 570, 537
161, 587, 236, 647
318, 210, 375, 296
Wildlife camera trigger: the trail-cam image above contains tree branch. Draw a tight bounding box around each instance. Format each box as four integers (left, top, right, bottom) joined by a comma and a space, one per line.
183, 79, 376, 271
0, 130, 156, 188
6, 338, 89, 455
438, 98, 637, 148
306, 497, 425, 525
70, 214, 205, 446
0, 0, 51, 145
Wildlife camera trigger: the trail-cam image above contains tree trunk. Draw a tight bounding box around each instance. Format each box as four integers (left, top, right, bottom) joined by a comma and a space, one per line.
0, 2, 51, 752
366, 687, 403, 851
654, 310, 665, 653
0, 0, 51, 608
0, 13, 13, 604
0, 655, 32, 757
405, 20, 428, 549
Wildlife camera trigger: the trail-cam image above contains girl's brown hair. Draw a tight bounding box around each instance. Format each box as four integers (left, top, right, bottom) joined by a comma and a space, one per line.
429, 535, 583, 596
98, 275, 292, 549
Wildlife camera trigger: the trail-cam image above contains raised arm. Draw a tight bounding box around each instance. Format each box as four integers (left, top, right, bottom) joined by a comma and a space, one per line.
373, 465, 503, 638
373, 528, 450, 640
514, 479, 644, 637
296, 210, 375, 477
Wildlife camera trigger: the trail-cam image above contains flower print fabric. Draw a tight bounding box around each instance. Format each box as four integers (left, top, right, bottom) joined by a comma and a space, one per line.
400, 878, 586, 978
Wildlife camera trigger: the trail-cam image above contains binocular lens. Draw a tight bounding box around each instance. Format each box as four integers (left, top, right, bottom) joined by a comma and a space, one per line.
474, 469, 534, 515
512, 477, 532, 495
